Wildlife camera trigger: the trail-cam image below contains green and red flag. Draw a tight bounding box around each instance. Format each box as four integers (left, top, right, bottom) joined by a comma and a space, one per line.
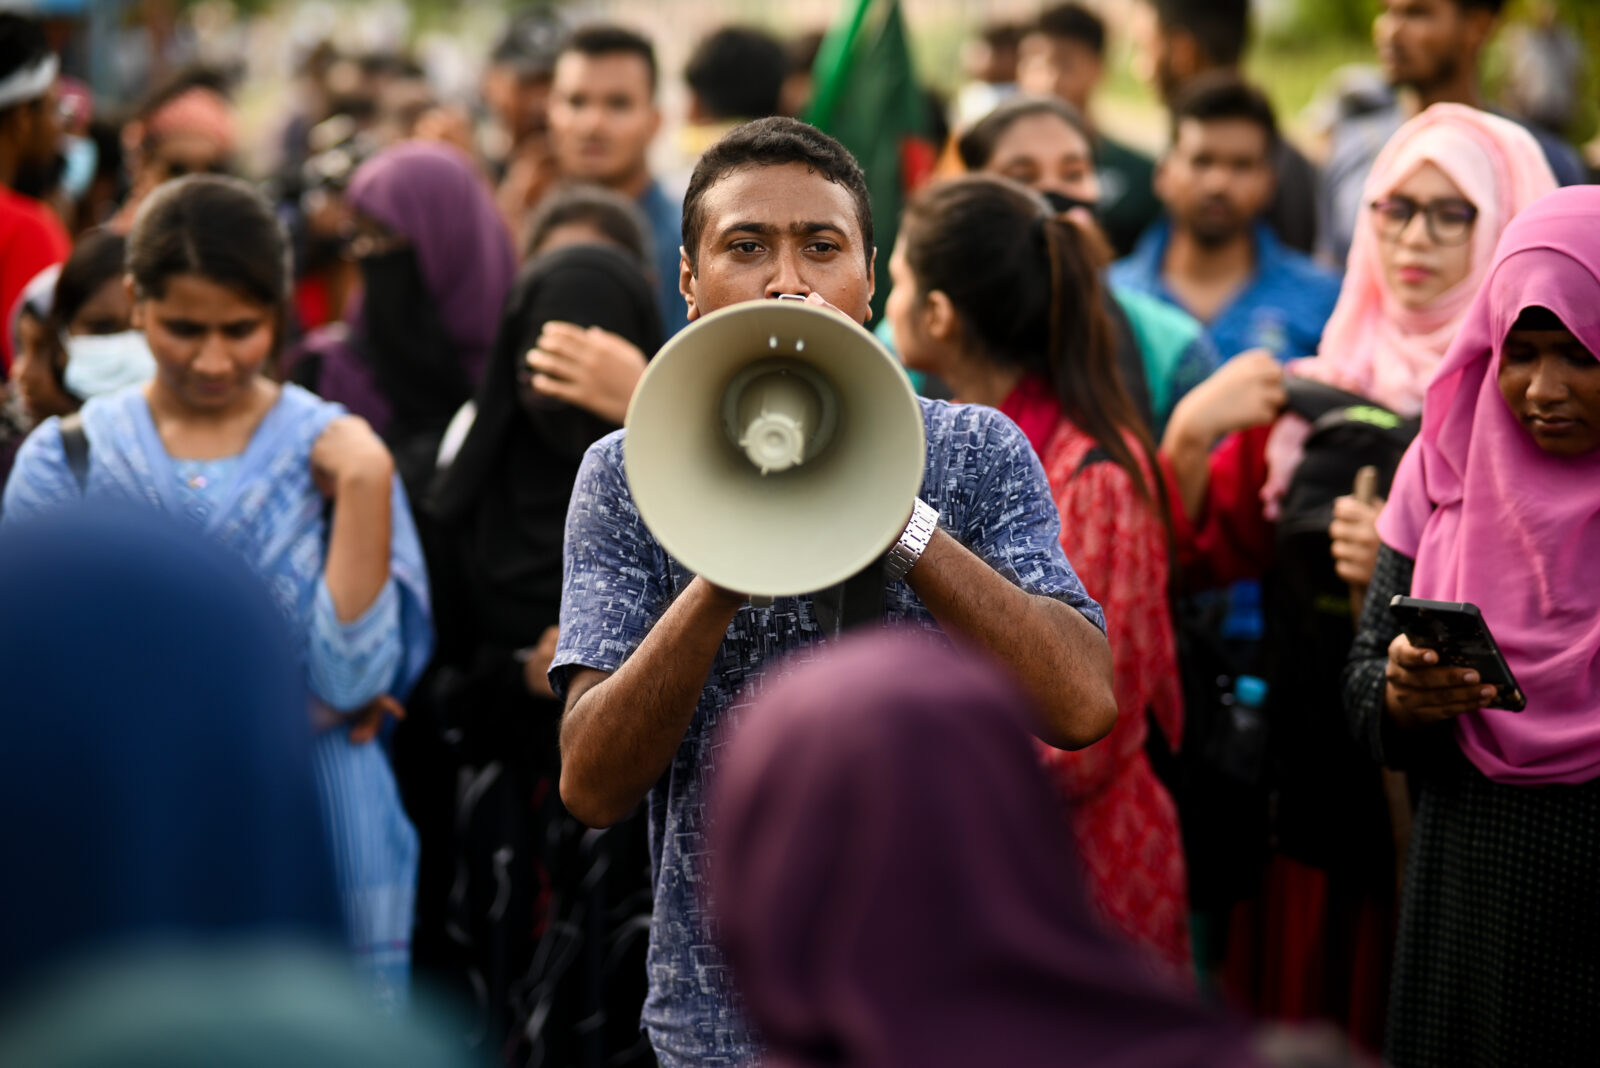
806, 0, 938, 324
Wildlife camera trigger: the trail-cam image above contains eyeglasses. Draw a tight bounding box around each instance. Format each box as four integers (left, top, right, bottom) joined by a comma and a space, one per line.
1369, 195, 1479, 246
159, 159, 232, 180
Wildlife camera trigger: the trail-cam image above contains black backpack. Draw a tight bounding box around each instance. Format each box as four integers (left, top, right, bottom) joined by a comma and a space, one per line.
1155, 380, 1421, 909
1263, 378, 1419, 874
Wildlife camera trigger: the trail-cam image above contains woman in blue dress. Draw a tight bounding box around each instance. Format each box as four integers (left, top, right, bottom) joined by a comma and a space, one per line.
2, 174, 433, 1010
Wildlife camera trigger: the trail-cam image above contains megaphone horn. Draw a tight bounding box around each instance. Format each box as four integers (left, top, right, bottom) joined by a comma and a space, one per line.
624, 300, 926, 600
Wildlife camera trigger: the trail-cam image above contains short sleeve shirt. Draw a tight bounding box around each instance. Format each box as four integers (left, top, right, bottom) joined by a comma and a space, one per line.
550, 397, 1103, 1067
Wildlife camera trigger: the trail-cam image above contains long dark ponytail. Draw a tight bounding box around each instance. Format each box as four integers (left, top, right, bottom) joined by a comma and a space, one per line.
899, 175, 1161, 504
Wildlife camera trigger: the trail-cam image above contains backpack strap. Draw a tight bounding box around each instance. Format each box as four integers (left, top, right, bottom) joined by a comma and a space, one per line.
1073, 444, 1115, 477
58, 413, 89, 494
1283, 377, 1381, 425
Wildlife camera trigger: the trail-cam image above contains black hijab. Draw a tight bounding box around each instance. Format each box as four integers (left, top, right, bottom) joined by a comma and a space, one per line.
429, 243, 662, 647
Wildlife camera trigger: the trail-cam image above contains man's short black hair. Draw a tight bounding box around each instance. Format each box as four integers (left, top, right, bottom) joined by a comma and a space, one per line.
0, 12, 51, 122
0, 12, 48, 80
1150, 0, 1250, 69
681, 116, 872, 274
1456, 0, 1507, 13
491, 6, 565, 77
1169, 72, 1279, 155
1034, 4, 1106, 57
559, 23, 658, 96
136, 66, 232, 125
981, 21, 1027, 53
685, 27, 789, 122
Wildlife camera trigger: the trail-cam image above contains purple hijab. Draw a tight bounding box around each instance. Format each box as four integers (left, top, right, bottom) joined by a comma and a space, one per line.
707, 630, 1260, 1068
300, 141, 516, 435
1378, 185, 1600, 785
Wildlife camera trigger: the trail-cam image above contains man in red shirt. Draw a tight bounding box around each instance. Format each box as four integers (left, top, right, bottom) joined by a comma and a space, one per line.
0, 13, 71, 377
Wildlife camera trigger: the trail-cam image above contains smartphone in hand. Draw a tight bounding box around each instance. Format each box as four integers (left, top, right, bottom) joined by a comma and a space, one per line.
1388, 596, 1526, 712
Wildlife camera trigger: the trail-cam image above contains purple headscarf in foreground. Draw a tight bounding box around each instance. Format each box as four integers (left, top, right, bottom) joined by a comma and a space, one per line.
1378, 185, 1600, 786
303, 141, 516, 435
708, 630, 1260, 1068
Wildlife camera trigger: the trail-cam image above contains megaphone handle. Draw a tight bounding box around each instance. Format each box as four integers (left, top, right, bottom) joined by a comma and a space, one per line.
812, 564, 888, 636
749, 595, 774, 609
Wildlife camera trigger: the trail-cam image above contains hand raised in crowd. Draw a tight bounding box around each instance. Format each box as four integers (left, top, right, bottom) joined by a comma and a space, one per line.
412, 104, 478, 161
1329, 493, 1385, 588
1161, 348, 1288, 520
1170, 347, 1288, 447
349, 693, 405, 745
497, 140, 560, 250
1383, 633, 1500, 730
309, 415, 394, 498
526, 322, 648, 425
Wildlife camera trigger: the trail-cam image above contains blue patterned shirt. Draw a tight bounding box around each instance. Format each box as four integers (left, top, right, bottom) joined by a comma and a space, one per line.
550, 398, 1103, 1067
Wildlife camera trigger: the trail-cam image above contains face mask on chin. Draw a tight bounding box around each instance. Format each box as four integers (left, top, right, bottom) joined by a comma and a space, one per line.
62, 330, 157, 401
1042, 190, 1098, 217
59, 134, 97, 200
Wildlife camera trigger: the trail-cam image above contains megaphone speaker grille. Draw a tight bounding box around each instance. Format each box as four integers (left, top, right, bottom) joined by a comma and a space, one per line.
624, 301, 927, 599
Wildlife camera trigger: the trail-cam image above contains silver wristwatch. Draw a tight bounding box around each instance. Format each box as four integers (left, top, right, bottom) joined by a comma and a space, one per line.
882, 498, 940, 583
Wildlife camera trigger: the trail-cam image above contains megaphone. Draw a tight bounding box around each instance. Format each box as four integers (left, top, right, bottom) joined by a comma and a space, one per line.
624, 300, 926, 599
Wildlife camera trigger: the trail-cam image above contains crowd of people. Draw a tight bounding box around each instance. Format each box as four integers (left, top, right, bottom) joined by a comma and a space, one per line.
1, 2, 1597, 1067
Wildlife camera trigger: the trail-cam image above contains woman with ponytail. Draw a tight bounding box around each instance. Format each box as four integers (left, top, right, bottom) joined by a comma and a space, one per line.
889, 174, 1189, 974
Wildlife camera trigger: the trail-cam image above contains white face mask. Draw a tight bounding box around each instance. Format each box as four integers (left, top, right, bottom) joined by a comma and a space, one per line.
62, 330, 157, 401
60, 134, 98, 201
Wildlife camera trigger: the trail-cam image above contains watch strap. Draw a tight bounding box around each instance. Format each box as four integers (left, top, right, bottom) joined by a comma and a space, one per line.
882, 498, 940, 583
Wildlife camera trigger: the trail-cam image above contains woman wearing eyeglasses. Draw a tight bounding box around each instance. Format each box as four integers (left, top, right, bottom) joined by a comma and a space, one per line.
1157, 104, 1556, 1047
1164, 105, 1557, 582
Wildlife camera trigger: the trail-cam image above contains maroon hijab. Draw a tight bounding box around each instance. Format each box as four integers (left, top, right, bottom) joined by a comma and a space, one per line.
708, 631, 1260, 1068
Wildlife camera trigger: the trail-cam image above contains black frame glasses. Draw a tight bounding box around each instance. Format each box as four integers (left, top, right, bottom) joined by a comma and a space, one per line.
1369, 195, 1479, 246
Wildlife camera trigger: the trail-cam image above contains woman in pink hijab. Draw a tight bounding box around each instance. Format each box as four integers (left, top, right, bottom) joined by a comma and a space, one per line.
1345, 184, 1600, 1067
1155, 104, 1557, 1048
1163, 103, 1558, 585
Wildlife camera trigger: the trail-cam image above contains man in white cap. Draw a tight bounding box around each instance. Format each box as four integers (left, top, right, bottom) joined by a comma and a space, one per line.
0, 13, 70, 379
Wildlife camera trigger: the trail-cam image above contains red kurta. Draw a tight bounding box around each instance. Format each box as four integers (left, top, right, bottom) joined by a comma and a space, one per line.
0, 187, 70, 375
1001, 380, 1191, 975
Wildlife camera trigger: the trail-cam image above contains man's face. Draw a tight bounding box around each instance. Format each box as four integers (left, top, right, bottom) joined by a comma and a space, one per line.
483, 65, 551, 146
26, 86, 61, 167
1156, 118, 1275, 247
2, 83, 60, 165
1129, 5, 1183, 103
1374, 0, 1483, 93
681, 161, 873, 324
1016, 33, 1102, 113
3, 85, 62, 197
548, 51, 659, 187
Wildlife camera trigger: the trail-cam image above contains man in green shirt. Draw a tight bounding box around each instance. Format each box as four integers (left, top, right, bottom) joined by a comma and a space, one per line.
1018, 3, 1162, 256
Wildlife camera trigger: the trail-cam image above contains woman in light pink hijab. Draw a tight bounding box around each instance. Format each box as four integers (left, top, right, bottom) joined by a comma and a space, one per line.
1276, 104, 1556, 580
1163, 104, 1558, 584
1345, 184, 1600, 1068
1288, 105, 1556, 417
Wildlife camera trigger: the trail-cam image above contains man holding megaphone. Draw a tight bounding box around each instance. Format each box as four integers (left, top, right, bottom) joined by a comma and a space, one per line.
548, 116, 1117, 1068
